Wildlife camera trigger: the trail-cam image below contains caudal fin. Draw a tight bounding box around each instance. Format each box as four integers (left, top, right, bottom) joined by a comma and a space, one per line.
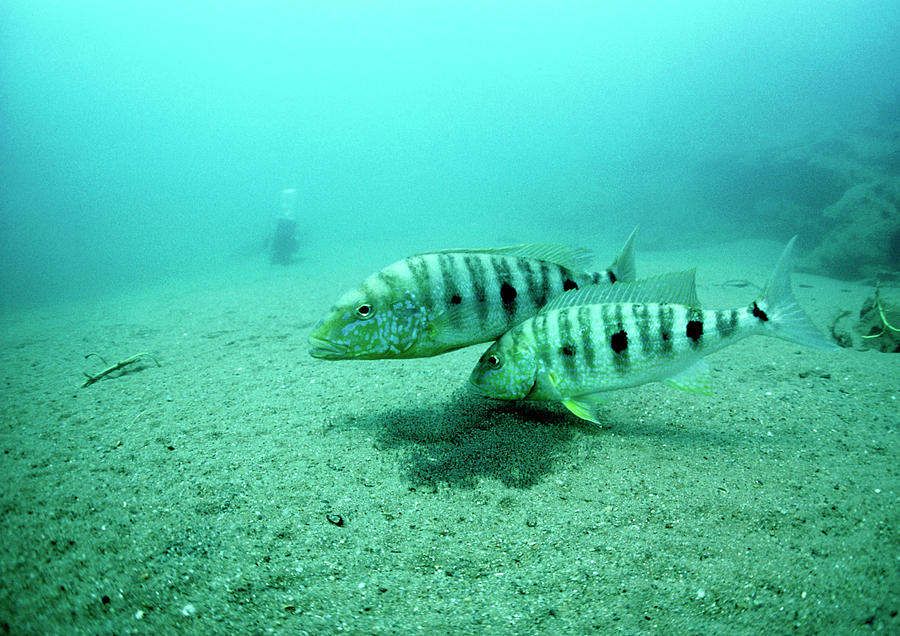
608, 226, 638, 282
758, 236, 839, 351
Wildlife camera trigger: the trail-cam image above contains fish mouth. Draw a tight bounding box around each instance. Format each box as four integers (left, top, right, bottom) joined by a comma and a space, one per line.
308, 335, 349, 360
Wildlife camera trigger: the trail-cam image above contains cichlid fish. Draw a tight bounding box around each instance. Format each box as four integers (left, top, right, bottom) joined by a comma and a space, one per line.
469, 237, 838, 424
308, 228, 638, 359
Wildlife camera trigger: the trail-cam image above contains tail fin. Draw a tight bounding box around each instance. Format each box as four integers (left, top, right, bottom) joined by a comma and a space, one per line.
758, 236, 839, 351
608, 226, 638, 283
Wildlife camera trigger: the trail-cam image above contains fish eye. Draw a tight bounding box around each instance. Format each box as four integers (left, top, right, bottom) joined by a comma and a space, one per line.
355, 303, 374, 319
486, 354, 502, 369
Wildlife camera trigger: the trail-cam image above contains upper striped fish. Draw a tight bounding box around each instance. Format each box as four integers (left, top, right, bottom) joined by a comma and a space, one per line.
308, 228, 637, 359
469, 237, 838, 424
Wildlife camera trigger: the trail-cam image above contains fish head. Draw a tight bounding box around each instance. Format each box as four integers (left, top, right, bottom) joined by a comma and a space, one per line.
308, 274, 428, 359
468, 331, 537, 400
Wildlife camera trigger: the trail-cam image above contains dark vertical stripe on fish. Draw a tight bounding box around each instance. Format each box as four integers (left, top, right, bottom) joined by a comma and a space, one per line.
437, 253, 459, 312
633, 303, 654, 356
658, 305, 675, 356
514, 259, 537, 312
464, 255, 489, 324
366, 270, 399, 311
509, 323, 525, 365
407, 256, 433, 309
526, 260, 543, 309
452, 253, 472, 304
578, 305, 596, 372
599, 304, 619, 373
715, 309, 739, 339
493, 257, 516, 322
534, 313, 556, 373
480, 255, 501, 325
545, 264, 564, 301
363, 273, 383, 304
558, 308, 578, 379
535, 261, 552, 308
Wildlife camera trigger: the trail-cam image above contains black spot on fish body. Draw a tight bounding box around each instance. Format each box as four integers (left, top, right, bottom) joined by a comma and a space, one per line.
500, 282, 517, 303
560, 334, 579, 378
608, 270, 617, 283
499, 283, 517, 321
685, 307, 705, 347
563, 278, 578, 291
751, 302, 768, 322
493, 257, 517, 321
488, 257, 520, 327
450, 294, 462, 305
686, 319, 703, 344
611, 330, 628, 354
610, 304, 630, 373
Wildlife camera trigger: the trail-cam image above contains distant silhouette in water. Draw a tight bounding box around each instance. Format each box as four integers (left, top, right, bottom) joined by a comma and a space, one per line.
270, 188, 299, 265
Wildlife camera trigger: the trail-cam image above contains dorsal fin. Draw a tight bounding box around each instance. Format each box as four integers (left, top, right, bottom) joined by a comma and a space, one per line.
607, 225, 638, 282
541, 269, 699, 312
418, 244, 595, 272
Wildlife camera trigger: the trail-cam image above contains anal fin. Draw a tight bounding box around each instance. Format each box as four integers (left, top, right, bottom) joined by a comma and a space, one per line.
665, 358, 713, 395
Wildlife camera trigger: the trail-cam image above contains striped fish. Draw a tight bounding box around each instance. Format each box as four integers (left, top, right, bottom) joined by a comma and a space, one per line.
308, 228, 638, 359
469, 237, 838, 424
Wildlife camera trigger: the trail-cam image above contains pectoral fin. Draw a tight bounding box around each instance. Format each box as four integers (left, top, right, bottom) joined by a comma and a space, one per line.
562, 394, 607, 425
427, 303, 483, 347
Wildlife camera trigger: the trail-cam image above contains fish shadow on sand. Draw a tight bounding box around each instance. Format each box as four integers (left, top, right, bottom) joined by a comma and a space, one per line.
350, 389, 746, 489
350, 389, 589, 489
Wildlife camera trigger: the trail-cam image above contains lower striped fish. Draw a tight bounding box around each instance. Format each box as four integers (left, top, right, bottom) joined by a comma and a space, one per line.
308, 228, 637, 359
469, 237, 838, 424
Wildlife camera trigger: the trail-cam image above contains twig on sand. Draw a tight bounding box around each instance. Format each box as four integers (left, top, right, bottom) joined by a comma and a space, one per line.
81, 352, 160, 388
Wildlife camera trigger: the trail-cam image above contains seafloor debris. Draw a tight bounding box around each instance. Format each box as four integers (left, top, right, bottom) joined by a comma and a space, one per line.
830, 284, 899, 353
858, 286, 900, 352
81, 352, 160, 387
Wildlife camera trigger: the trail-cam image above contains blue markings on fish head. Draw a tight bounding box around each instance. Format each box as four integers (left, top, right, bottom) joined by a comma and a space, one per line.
308, 283, 428, 360
468, 332, 537, 400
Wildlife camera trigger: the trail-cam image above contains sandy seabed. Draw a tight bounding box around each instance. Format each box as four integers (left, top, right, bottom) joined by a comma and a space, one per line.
1, 239, 897, 635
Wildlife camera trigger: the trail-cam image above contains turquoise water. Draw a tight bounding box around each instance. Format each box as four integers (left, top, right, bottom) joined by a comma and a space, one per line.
2, 1, 898, 311
1, 3, 899, 634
